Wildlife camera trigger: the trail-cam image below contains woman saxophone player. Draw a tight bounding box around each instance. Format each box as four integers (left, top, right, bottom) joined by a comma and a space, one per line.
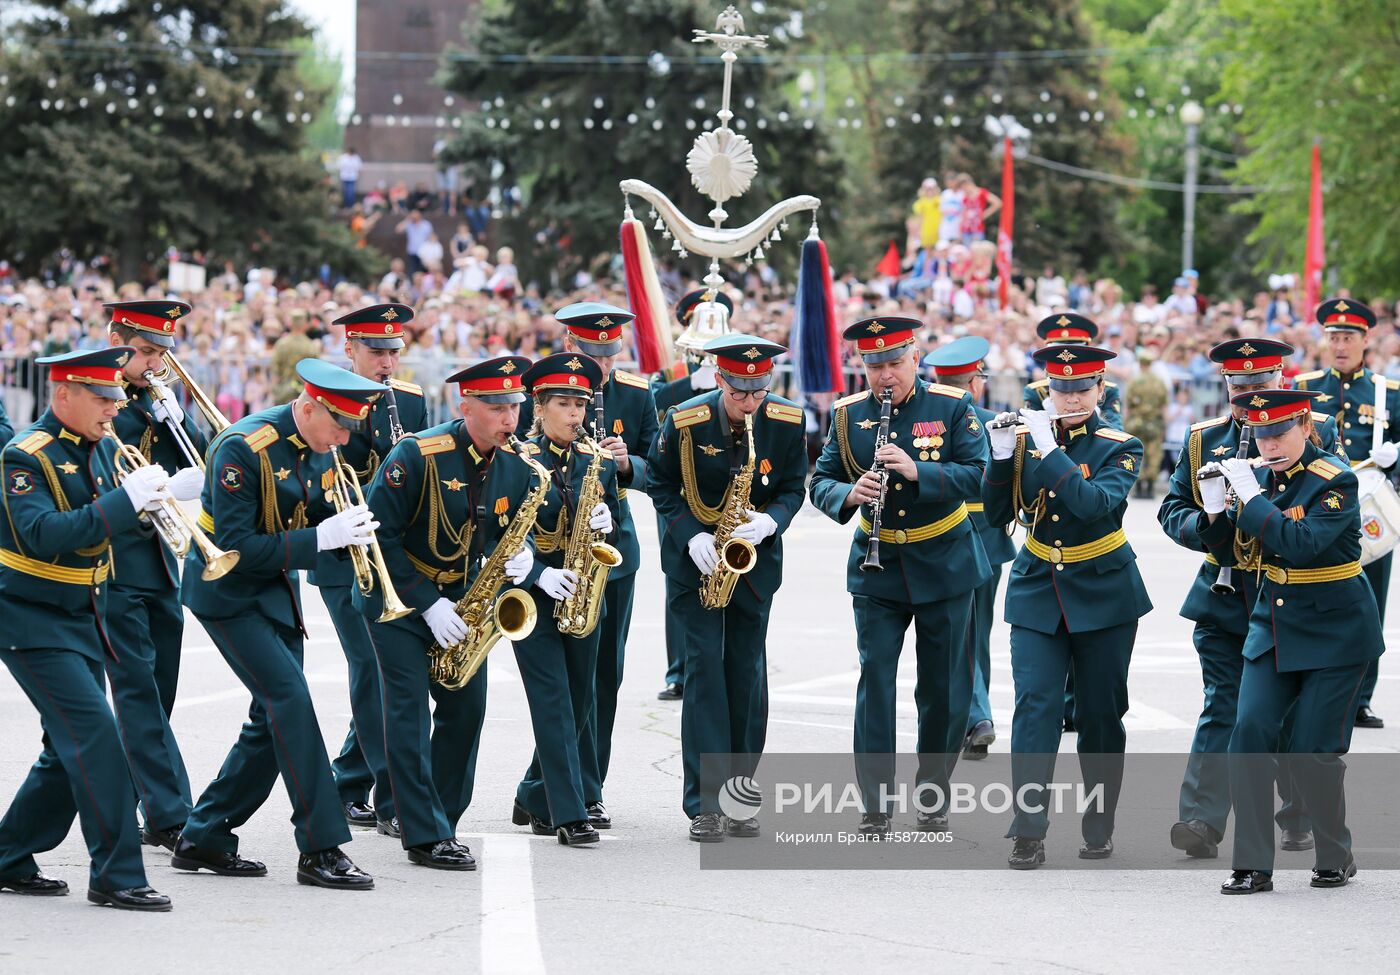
509, 354, 621, 846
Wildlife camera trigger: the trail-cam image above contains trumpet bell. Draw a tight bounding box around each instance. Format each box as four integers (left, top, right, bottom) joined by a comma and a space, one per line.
719, 537, 756, 575
675, 296, 732, 355
495, 587, 538, 641
199, 549, 241, 581
376, 596, 413, 623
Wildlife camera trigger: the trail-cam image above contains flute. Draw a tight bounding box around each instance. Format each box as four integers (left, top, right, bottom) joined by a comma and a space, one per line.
986, 410, 1092, 430
1195, 456, 1285, 480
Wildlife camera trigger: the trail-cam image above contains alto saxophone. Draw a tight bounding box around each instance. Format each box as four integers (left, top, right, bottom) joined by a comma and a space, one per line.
427, 437, 551, 689
554, 433, 624, 637
698, 411, 758, 610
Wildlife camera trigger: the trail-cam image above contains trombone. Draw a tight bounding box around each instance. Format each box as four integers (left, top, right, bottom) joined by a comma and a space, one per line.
143, 351, 231, 471
327, 445, 412, 622
104, 424, 240, 581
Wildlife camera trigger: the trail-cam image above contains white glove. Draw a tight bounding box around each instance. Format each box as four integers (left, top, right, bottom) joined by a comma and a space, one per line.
688, 532, 719, 575
316, 503, 380, 551
121, 464, 171, 513
989, 413, 1018, 460
1220, 458, 1262, 505
150, 394, 186, 427
691, 365, 717, 390
1019, 408, 1058, 457
423, 598, 469, 648
587, 501, 613, 533
538, 567, 578, 601
504, 547, 534, 584
731, 509, 777, 544
1199, 467, 1228, 515
1370, 441, 1398, 469
168, 466, 205, 502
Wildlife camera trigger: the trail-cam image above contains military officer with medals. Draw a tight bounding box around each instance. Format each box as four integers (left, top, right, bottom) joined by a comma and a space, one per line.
650, 290, 731, 701
810, 318, 991, 838
984, 344, 1152, 869
923, 336, 1016, 760
1023, 313, 1123, 430
1158, 338, 1342, 859
175, 360, 382, 890
509, 353, 621, 846
0, 347, 174, 911
357, 356, 544, 871
649, 334, 807, 842
1293, 298, 1399, 729
97, 300, 208, 855
312, 302, 429, 836
517, 302, 658, 829
1210, 389, 1382, 894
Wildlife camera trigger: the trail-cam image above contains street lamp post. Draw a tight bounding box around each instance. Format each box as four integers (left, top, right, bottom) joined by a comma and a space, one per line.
1180, 100, 1204, 273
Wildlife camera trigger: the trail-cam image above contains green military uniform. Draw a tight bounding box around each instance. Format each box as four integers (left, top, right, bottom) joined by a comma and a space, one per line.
105, 380, 207, 839
967, 402, 1017, 736
810, 320, 991, 821
0, 349, 158, 902
270, 328, 323, 403
649, 371, 807, 822
181, 405, 352, 858
1124, 368, 1167, 497
313, 377, 427, 825
358, 407, 548, 852
1024, 377, 1123, 431
983, 345, 1152, 856
0, 398, 12, 447
1220, 414, 1381, 882
1293, 363, 1400, 717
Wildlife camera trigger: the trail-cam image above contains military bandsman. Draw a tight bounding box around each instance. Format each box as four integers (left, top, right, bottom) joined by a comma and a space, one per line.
810, 317, 991, 837
175, 359, 382, 890
984, 344, 1152, 869
649, 334, 807, 842
0, 347, 174, 910
1023, 313, 1123, 430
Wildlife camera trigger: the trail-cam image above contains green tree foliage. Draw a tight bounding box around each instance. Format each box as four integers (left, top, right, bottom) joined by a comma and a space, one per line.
1217, 0, 1400, 296
0, 1, 375, 284
439, 0, 844, 284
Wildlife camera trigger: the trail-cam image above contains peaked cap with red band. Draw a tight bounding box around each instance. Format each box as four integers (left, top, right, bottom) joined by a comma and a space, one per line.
1230, 388, 1321, 437
336, 302, 414, 350
556, 301, 635, 357
1032, 344, 1116, 393
447, 356, 532, 404
1316, 297, 1376, 333
703, 334, 786, 392
844, 317, 919, 365
523, 352, 604, 399
37, 347, 135, 401
1209, 337, 1294, 386
1035, 312, 1099, 345
295, 358, 385, 430
104, 299, 191, 349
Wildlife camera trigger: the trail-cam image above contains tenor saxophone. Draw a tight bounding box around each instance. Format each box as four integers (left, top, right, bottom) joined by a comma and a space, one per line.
427, 437, 551, 689
554, 434, 624, 637
698, 411, 758, 610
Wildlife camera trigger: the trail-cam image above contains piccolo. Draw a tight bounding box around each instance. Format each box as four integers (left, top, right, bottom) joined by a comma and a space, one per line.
986, 410, 1092, 430
1196, 456, 1286, 480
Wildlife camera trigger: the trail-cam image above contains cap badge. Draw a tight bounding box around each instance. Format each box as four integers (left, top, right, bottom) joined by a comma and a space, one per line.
384, 324, 394, 334
1056, 350, 1077, 362
597, 316, 614, 328
874, 338, 885, 348
568, 375, 579, 385
1250, 395, 1268, 407
167, 307, 182, 318
565, 357, 584, 371
1258, 410, 1269, 421
746, 363, 757, 374
1061, 365, 1074, 376
503, 378, 514, 388
1242, 359, 1253, 370
1237, 342, 1257, 356
867, 321, 886, 333
1056, 316, 1071, 326
499, 360, 517, 374
1336, 300, 1350, 313
382, 308, 399, 321
743, 347, 761, 359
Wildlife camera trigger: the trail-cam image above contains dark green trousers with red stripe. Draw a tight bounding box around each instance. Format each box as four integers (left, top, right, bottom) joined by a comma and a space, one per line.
182, 614, 350, 856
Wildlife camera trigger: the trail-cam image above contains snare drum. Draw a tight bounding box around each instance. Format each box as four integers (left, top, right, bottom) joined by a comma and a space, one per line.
1356, 467, 1400, 565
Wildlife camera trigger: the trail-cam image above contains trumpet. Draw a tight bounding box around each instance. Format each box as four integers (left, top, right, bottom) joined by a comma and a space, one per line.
1196, 456, 1282, 480
104, 424, 240, 580
986, 410, 1093, 430
327, 445, 411, 622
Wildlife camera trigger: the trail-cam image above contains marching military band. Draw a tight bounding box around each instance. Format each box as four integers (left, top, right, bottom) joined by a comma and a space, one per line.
0, 293, 1389, 909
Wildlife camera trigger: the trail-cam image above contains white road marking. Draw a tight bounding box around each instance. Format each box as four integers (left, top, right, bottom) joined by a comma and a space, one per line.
478, 833, 546, 974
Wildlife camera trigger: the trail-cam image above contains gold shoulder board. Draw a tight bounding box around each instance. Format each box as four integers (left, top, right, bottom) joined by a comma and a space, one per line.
764, 402, 804, 424
1028, 379, 1049, 392
15, 431, 54, 455
1307, 458, 1342, 480
1191, 414, 1230, 433
613, 370, 649, 389
1095, 428, 1133, 442
925, 382, 968, 400
672, 405, 712, 430
1105, 381, 1119, 390
1311, 411, 1330, 423
388, 378, 423, 396
833, 390, 868, 411
243, 424, 279, 453
1293, 369, 1325, 386
417, 434, 456, 456
1386, 378, 1400, 391
575, 442, 595, 455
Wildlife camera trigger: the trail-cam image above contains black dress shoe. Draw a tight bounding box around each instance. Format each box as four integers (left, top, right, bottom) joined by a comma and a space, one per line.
0, 872, 68, 896
858, 812, 892, 839
586, 801, 611, 829
915, 811, 948, 830
962, 720, 994, 761
689, 812, 725, 843
657, 683, 683, 701
171, 838, 268, 876
725, 816, 760, 838
512, 800, 554, 836
557, 821, 599, 846
1079, 838, 1113, 860
141, 824, 183, 853
296, 848, 374, 890
1221, 869, 1273, 894
407, 840, 477, 871
1009, 837, 1045, 870
344, 800, 376, 828
375, 817, 401, 839
1170, 820, 1219, 859
1311, 856, 1357, 888
1355, 706, 1384, 729
87, 886, 172, 912
1280, 828, 1314, 852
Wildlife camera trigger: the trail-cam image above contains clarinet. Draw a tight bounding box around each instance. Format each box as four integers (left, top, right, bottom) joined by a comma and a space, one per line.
860, 387, 895, 573
383, 379, 406, 444
593, 389, 607, 441
1211, 423, 1253, 595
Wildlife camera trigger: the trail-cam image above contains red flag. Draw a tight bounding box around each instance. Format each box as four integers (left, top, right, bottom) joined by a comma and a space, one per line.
997, 136, 1016, 309
876, 241, 902, 278
1303, 141, 1324, 318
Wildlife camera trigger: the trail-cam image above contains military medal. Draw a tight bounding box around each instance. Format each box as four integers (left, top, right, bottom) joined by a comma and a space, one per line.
759, 458, 772, 486
495, 496, 510, 526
